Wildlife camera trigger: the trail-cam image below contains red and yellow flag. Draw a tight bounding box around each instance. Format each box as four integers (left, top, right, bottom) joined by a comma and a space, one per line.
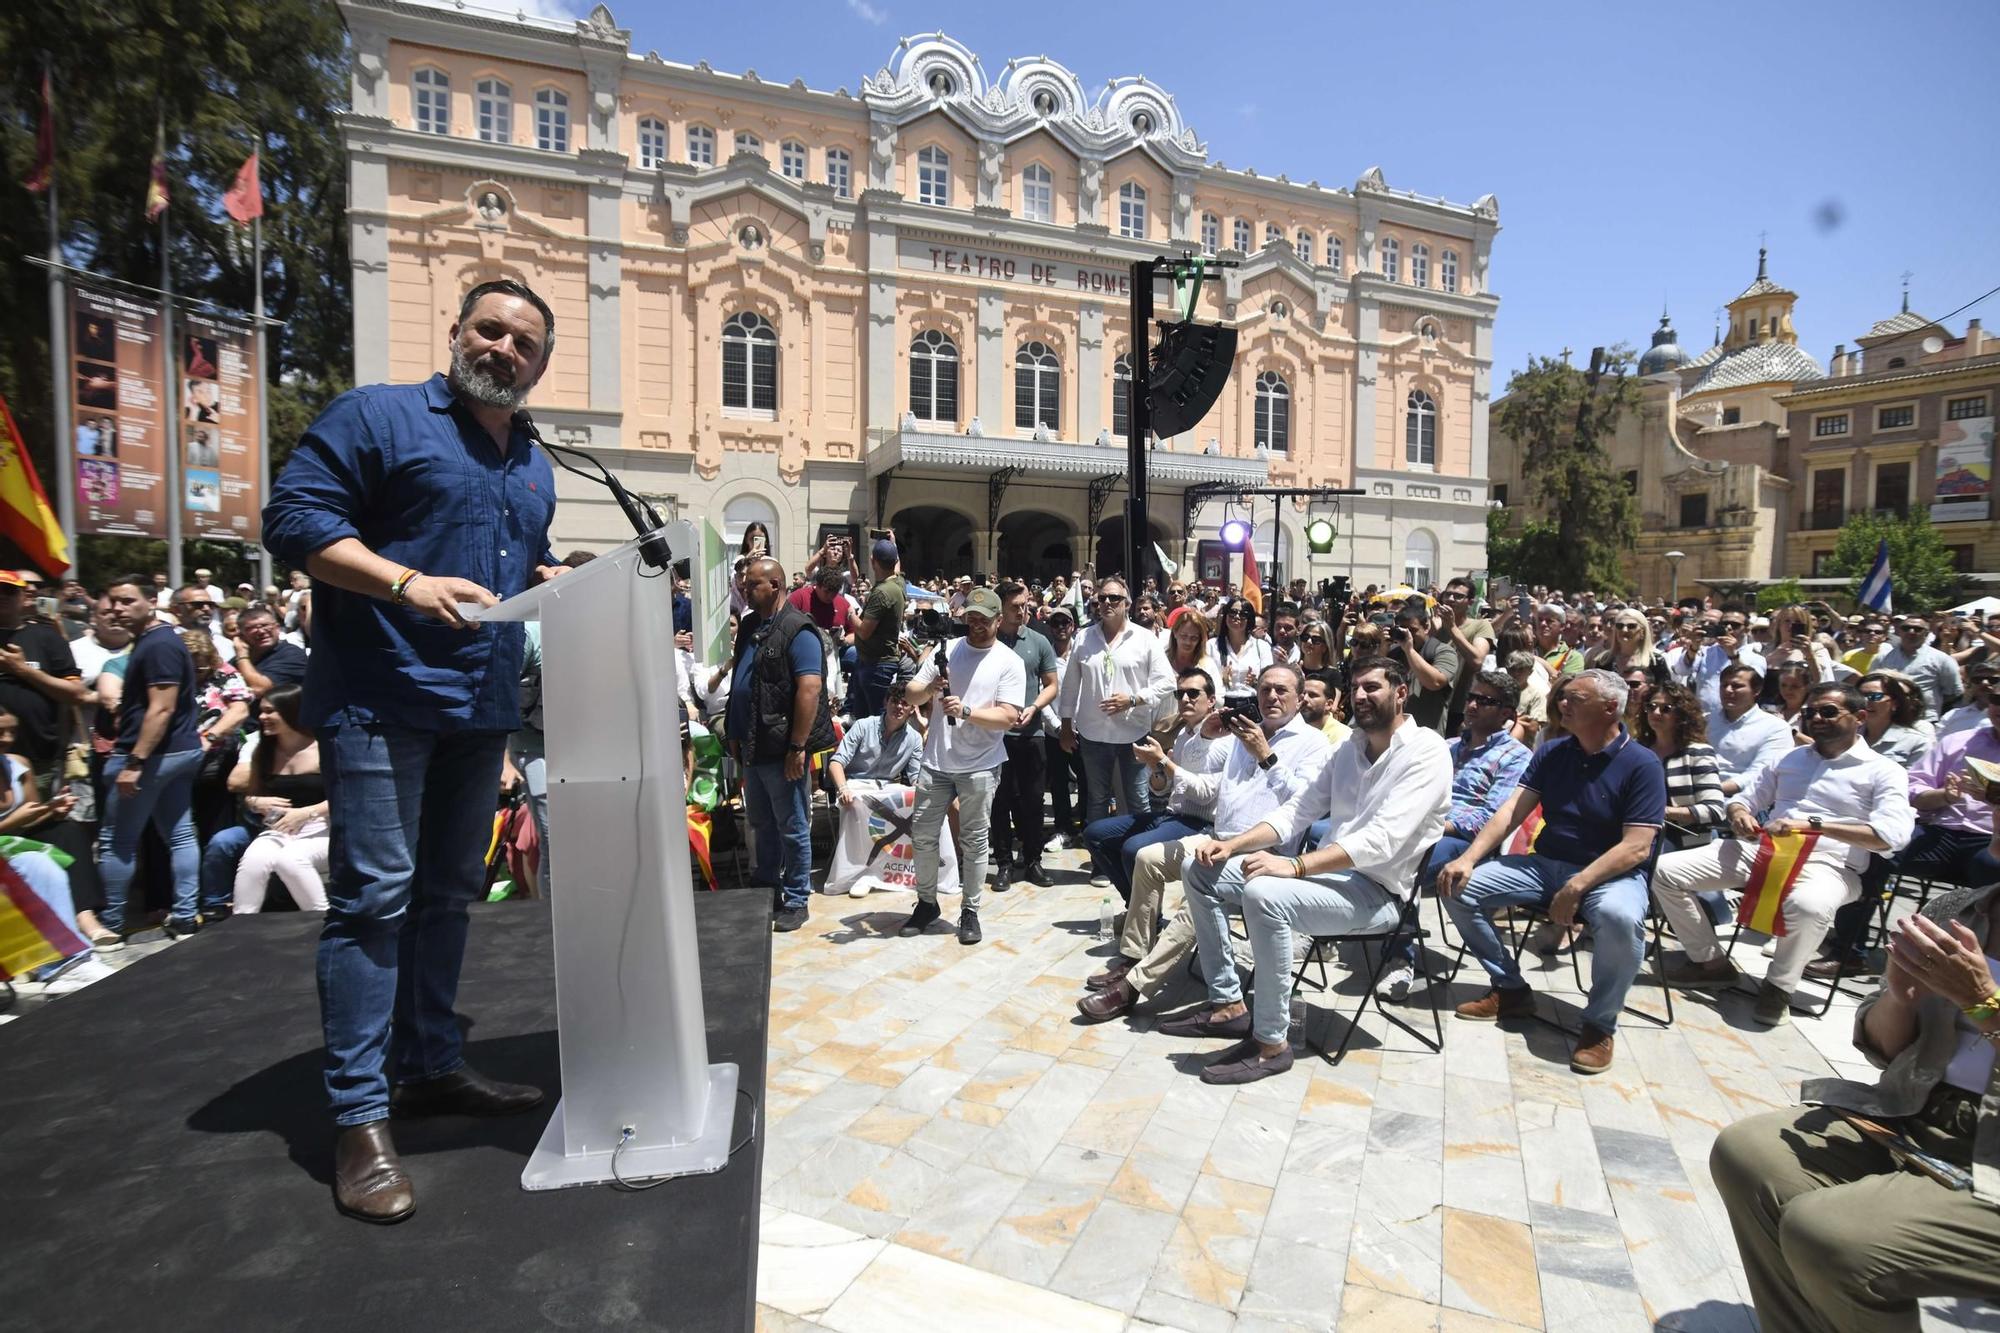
688, 809, 716, 890
145, 116, 170, 222
0, 855, 87, 980
0, 394, 69, 575
1239, 541, 1264, 616
1736, 831, 1818, 937
23, 69, 54, 195
1507, 804, 1544, 857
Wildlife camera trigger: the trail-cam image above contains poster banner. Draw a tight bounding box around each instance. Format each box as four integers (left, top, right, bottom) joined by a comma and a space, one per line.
700, 517, 731, 665
69, 284, 167, 538
823, 780, 959, 898
177, 310, 261, 542
1932, 415, 1994, 523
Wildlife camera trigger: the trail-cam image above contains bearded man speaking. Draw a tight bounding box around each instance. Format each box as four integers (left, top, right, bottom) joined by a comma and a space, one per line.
265, 280, 565, 1223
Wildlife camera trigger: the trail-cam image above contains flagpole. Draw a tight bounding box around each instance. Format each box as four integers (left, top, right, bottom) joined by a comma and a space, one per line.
159, 127, 183, 590
253, 199, 271, 590
41, 57, 75, 567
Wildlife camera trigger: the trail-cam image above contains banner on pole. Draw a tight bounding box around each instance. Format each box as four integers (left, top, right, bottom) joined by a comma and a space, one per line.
68, 284, 168, 539
701, 517, 731, 665
176, 309, 262, 542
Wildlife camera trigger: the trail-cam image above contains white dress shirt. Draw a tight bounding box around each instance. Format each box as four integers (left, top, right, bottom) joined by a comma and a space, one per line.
1711, 705, 1795, 786
1263, 718, 1454, 897
1669, 642, 1768, 725
1159, 726, 1232, 819
1729, 736, 1916, 872
1058, 621, 1175, 744
1172, 714, 1331, 842
1212, 635, 1275, 694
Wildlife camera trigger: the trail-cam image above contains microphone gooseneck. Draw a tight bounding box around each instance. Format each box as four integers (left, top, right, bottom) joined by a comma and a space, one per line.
516, 412, 674, 571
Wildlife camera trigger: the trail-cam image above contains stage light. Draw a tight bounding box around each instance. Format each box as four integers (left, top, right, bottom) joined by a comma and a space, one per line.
1305, 517, 1336, 554
1148, 320, 1237, 437
1219, 518, 1250, 550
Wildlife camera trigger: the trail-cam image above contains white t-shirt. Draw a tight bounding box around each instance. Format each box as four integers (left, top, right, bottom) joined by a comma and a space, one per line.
912, 638, 1026, 774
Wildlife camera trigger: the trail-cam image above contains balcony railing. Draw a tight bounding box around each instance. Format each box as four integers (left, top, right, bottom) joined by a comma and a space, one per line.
1799, 509, 1846, 532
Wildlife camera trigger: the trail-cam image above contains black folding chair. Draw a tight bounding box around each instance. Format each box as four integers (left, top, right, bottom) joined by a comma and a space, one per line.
1288, 847, 1445, 1064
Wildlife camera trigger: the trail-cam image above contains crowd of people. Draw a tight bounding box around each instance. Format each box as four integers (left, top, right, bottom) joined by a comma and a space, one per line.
712, 541, 2000, 1323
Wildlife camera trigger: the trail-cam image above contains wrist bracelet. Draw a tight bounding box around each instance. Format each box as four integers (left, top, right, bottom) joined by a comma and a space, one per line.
390, 568, 419, 605
1963, 988, 2000, 1024
1291, 856, 1304, 877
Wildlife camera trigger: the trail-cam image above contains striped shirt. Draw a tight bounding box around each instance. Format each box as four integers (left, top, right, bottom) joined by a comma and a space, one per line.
1660, 742, 1726, 849
1444, 729, 1532, 838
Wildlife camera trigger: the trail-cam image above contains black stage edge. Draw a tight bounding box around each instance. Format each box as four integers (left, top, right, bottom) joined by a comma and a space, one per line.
0, 891, 771, 1333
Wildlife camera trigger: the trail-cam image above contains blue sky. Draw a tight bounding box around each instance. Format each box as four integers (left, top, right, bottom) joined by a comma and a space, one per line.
541, 0, 1999, 385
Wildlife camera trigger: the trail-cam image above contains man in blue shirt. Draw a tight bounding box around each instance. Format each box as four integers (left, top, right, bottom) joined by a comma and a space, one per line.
264, 279, 564, 1225
1437, 669, 1666, 1076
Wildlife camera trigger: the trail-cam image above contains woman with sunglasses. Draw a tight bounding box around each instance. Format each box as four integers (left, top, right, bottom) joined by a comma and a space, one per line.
1855, 670, 1934, 769
1588, 611, 1660, 674
1211, 596, 1272, 694
1638, 682, 1725, 851
1297, 622, 1336, 675
1154, 609, 1219, 740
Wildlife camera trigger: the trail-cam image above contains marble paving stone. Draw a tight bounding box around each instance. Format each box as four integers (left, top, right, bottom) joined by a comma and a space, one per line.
1235, 1225, 1347, 1330
755, 1303, 833, 1333
899, 1110, 990, 1170
842, 1146, 952, 1220
1106, 1148, 1204, 1214
820, 1242, 1126, 1333
756, 1208, 886, 1320
892, 1161, 1028, 1263
1261, 1169, 1360, 1254
1516, 1101, 1613, 1215
1047, 1198, 1182, 1313
1340, 1283, 1444, 1331
1280, 1113, 1371, 1187
967, 1176, 1100, 1286
1035, 1141, 1125, 1189
1592, 1125, 1689, 1188
1204, 1092, 1299, 1188
765, 1134, 897, 1220
1133, 1288, 1241, 1333
1061, 1082, 1166, 1157
970, 1058, 1112, 1176
1438, 1208, 1542, 1329
1344, 1149, 1443, 1304
957, 1049, 1057, 1109
1438, 1148, 1529, 1225
1607, 1179, 1756, 1333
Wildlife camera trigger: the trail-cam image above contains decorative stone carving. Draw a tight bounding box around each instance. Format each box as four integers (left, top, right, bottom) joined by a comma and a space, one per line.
1356, 166, 1387, 193
583, 4, 620, 37
869, 119, 895, 180
1078, 158, 1103, 219
476, 190, 508, 223
1473, 193, 1500, 220
977, 139, 1002, 202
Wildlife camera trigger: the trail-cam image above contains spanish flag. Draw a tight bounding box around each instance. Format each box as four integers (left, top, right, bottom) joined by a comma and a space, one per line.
0, 394, 69, 575
0, 855, 87, 981
688, 809, 716, 890
1736, 831, 1818, 937
1507, 804, 1544, 856
1240, 541, 1264, 616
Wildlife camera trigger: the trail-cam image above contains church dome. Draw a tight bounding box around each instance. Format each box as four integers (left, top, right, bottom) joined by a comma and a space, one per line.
1637, 311, 1686, 376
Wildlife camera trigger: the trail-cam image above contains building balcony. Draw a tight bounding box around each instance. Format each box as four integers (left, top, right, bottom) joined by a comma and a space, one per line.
1798, 509, 1846, 532
866, 424, 1271, 488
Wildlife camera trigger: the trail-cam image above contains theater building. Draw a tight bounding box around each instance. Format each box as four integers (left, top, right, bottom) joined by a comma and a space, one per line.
339, 1, 1502, 587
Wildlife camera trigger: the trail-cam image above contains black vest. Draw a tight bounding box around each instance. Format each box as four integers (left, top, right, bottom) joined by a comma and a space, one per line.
746, 603, 836, 764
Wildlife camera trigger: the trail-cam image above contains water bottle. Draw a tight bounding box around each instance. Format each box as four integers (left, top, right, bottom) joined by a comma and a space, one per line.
1098, 895, 1115, 942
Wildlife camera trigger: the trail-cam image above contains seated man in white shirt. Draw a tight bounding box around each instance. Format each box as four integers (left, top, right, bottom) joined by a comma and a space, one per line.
1079, 663, 1329, 1023
1710, 663, 1794, 797
1173, 657, 1453, 1084
1651, 681, 1915, 1025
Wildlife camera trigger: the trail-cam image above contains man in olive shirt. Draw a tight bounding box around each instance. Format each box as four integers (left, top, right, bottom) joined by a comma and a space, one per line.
849, 539, 906, 720
1440, 576, 1494, 736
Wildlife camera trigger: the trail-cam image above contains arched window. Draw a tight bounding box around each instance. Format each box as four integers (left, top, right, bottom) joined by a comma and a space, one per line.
917, 145, 950, 207
533, 88, 569, 153
1405, 389, 1436, 466
686, 124, 715, 167
734, 131, 762, 157
780, 140, 806, 181
1117, 182, 1147, 239
475, 78, 511, 144
1440, 249, 1459, 293
637, 116, 667, 169
722, 312, 778, 414
1404, 530, 1437, 589
1326, 234, 1343, 271
1200, 213, 1219, 256
723, 495, 779, 558
1255, 372, 1291, 454
1410, 243, 1430, 288
1264, 223, 1282, 249
1022, 163, 1053, 223
1233, 218, 1251, 252
412, 67, 450, 136
909, 330, 958, 424
1014, 341, 1059, 432
1380, 236, 1400, 282
825, 147, 851, 197
1295, 230, 1313, 264
1111, 354, 1132, 440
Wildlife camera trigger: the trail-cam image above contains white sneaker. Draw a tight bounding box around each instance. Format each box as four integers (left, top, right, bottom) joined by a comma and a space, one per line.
1376, 962, 1416, 1002
848, 878, 871, 900
45, 956, 116, 994
1089, 874, 1110, 888
1760, 936, 1779, 958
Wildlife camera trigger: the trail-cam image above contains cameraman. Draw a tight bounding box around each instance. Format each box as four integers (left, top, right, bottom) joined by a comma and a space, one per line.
1392, 601, 1458, 734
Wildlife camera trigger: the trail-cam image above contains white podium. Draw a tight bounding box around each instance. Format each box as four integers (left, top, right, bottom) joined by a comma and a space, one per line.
473, 524, 740, 1190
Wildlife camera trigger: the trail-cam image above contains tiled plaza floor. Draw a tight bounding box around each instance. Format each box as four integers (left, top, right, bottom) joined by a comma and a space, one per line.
754, 843, 2000, 1333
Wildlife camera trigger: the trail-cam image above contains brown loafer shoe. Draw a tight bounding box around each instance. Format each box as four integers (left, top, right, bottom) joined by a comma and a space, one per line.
1803, 957, 1872, 982
334, 1121, 414, 1224
1455, 986, 1536, 1023
1077, 977, 1138, 1023
1158, 1007, 1252, 1039
1086, 959, 1134, 991
1200, 1042, 1295, 1085
1569, 1025, 1615, 1075
391, 1065, 545, 1118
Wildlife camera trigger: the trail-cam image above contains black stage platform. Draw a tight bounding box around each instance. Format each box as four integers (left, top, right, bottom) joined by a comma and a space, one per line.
0, 891, 770, 1333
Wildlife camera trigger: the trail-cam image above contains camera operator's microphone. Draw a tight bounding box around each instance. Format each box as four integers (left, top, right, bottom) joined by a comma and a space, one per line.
514, 412, 673, 571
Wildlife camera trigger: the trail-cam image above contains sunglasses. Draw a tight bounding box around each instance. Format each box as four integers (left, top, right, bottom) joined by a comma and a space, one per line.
1860, 690, 1889, 702
1099, 594, 1127, 604
1804, 705, 1849, 721
1302, 632, 1327, 643
1226, 610, 1251, 620
1644, 701, 1676, 715
1464, 694, 1506, 709
1174, 687, 1209, 699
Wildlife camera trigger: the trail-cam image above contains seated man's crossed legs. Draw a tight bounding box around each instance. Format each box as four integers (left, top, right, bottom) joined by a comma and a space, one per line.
1078, 835, 1195, 1020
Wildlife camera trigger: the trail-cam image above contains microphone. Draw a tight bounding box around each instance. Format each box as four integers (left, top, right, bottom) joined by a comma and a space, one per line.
514, 412, 674, 571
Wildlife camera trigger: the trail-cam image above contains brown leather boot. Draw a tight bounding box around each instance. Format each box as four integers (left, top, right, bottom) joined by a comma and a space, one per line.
334, 1121, 415, 1224
1569, 1025, 1616, 1075
1454, 986, 1535, 1023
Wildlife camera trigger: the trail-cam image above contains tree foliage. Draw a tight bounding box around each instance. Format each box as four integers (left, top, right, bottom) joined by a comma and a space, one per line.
0, 0, 350, 579
1484, 506, 1565, 589
1822, 511, 1963, 614
1755, 578, 1805, 613
1491, 349, 1641, 595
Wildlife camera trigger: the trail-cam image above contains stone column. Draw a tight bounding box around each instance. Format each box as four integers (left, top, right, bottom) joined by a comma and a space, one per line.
586, 170, 623, 421
348, 142, 390, 387
1077, 303, 1104, 442
1354, 295, 1381, 472
976, 289, 1003, 430
865, 223, 899, 433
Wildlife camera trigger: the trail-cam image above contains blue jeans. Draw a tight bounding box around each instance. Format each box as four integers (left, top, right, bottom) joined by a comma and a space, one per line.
200, 819, 258, 916
744, 761, 812, 910
98, 749, 203, 932
1083, 809, 1209, 901
1442, 853, 1650, 1034
1079, 737, 1150, 824
1184, 853, 1404, 1045
317, 721, 508, 1128
848, 657, 898, 721
17, 849, 91, 979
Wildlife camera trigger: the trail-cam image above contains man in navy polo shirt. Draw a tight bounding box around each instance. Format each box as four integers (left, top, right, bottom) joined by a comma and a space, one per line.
1436, 669, 1666, 1075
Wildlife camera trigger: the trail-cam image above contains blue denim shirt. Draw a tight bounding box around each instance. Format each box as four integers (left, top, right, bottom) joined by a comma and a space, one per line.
264, 373, 557, 734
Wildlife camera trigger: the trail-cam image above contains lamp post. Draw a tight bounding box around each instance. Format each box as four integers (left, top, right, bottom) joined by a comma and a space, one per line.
1664, 550, 1686, 603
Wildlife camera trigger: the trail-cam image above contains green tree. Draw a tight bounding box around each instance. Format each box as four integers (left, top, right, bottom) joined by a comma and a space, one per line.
0, 1, 350, 576
1822, 511, 1963, 613
1755, 578, 1805, 613
1484, 506, 1565, 589
1492, 348, 1641, 595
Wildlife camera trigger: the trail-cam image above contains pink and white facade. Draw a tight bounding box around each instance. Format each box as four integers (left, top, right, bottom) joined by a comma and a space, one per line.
340, 1, 1502, 586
